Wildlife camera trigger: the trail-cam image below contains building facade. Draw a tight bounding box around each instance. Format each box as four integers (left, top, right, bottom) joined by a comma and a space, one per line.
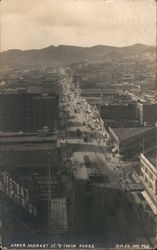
137, 102, 157, 126
140, 153, 157, 214
0, 92, 59, 132
0, 134, 60, 222
100, 102, 137, 120
109, 127, 156, 159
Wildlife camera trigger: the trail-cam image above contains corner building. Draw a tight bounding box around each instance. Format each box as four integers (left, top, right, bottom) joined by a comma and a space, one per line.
140, 152, 157, 214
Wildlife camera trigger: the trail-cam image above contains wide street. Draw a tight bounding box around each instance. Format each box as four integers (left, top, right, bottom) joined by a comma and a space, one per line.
59, 76, 130, 185
58, 73, 155, 247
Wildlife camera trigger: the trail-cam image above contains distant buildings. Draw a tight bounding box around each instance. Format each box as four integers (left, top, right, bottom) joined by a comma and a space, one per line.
140, 152, 157, 214
0, 91, 59, 133
109, 127, 156, 159
82, 89, 157, 129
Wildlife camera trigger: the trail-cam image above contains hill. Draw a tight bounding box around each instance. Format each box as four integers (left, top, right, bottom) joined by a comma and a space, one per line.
0, 43, 155, 69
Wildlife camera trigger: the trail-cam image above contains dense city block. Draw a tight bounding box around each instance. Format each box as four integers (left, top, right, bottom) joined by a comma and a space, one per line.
0, 44, 156, 248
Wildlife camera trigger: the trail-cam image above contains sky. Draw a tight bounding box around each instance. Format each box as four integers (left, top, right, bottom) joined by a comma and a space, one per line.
0, 0, 156, 51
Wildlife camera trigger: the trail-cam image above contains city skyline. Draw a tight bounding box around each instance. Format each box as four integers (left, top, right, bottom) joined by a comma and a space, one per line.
0, 0, 156, 51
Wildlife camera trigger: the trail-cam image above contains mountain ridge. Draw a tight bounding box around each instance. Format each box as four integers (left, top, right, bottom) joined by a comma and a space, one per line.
0, 43, 155, 68
1, 43, 153, 54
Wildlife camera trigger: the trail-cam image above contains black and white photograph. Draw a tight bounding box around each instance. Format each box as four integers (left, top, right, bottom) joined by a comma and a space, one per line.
0, 0, 156, 249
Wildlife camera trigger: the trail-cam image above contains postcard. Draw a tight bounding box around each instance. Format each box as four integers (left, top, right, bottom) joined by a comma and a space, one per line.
0, 0, 156, 249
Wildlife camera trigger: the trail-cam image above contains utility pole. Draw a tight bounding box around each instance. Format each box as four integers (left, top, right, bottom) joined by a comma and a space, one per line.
156, 0, 157, 89
154, 8, 157, 231
0, 0, 1, 55
155, 140, 157, 249
48, 151, 51, 228
0, 171, 2, 247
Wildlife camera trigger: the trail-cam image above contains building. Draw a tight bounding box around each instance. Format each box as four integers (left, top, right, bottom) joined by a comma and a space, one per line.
102, 119, 140, 129
0, 133, 60, 223
0, 129, 68, 245
100, 102, 137, 121
0, 92, 59, 132
109, 127, 156, 159
140, 152, 157, 214
137, 102, 157, 126
31, 94, 58, 132
100, 102, 138, 128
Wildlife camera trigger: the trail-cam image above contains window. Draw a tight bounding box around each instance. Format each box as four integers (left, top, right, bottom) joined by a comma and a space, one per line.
149, 183, 153, 190
149, 172, 153, 181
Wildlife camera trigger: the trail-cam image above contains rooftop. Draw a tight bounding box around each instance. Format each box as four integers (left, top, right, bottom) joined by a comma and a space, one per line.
0, 133, 57, 144
112, 127, 155, 141
0, 144, 59, 174
0, 142, 56, 152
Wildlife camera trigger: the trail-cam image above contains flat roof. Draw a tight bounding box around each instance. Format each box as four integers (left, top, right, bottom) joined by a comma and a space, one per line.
102, 102, 130, 106
0, 142, 56, 151
0, 135, 57, 144
112, 127, 154, 141
0, 145, 58, 169
0, 131, 57, 137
